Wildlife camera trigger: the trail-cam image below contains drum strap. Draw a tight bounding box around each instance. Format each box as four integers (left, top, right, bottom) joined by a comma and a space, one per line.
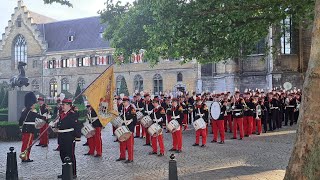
24, 122, 35, 125
90, 117, 99, 123
22, 110, 31, 127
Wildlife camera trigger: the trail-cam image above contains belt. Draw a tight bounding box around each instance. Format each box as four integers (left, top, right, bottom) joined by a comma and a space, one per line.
270, 107, 279, 109
24, 122, 35, 125
286, 106, 295, 108
232, 109, 242, 112
57, 128, 74, 133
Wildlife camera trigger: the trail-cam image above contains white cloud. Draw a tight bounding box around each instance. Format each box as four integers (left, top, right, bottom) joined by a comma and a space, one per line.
0, 0, 134, 40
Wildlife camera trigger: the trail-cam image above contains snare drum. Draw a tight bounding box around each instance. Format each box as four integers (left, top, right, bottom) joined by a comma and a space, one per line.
81, 123, 96, 138
136, 111, 144, 121
115, 126, 132, 142
111, 116, 124, 128
148, 123, 163, 136
192, 118, 206, 131
35, 118, 46, 129
167, 120, 180, 133
140, 115, 153, 128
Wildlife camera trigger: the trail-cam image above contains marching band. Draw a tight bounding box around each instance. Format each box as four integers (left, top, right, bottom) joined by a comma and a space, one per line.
19, 88, 301, 178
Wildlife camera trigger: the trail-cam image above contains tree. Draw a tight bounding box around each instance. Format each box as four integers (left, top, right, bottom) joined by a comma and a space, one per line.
42, 0, 72, 7
119, 78, 129, 96
101, 0, 320, 178
73, 85, 84, 104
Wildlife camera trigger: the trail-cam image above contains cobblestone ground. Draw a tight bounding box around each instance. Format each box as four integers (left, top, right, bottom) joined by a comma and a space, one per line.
0, 124, 297, 180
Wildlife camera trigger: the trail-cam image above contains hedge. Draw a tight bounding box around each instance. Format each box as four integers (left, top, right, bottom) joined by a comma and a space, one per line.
0, 109, 8, 114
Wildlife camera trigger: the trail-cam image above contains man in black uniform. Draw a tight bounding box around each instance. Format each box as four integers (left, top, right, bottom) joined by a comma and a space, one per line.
55, 99, 81, 179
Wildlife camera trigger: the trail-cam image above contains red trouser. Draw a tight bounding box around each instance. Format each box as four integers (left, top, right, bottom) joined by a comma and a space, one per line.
224, 114, 232, 132
183, 114, 188, 130
88, 127, 102, 155
195, 128, 207, 145
151, 134, 165, 154
39, 123, 49, 145
145, 128, 151, 144
21, 133, 34, 160
135, 122, 141, 137
119, 133, 134, 160
142, 126, 146, 137
243, 116, 253, 136
210, 121, 214, 134
254, 118, 262, 134
171, 126, 182, 150
233, 118, 244, 139
213, 120, 225, 142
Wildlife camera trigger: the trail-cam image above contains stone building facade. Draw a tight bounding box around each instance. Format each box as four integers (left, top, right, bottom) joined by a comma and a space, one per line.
0, 1, 312, 99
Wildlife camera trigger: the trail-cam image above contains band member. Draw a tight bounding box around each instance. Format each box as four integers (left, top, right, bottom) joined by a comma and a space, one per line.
36, 97, 50, 147
243, 96, 255, 137
19, 92, 47, 162
134, 93, 144, 138
149, 96, 166, 156
164, 97, 172, 133
224, 98, 233, 133
143, 93, 154, 146
116, 96, 137, 163
254, 99, 263, 135
114, 96, 123, 142
84, 105, 103, 157
56, 99, 81, 179
212, 101, 226, 144
232, 97, 244, 140
269, 93, 280, 130
179, 95, 189, 131
285, 94, 296, 126
167, 98, 183, 153
193, 97, 209, 147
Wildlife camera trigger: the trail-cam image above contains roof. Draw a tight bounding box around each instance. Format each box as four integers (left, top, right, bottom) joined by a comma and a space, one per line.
29, 11, 56, 24
37, 16, 110, 52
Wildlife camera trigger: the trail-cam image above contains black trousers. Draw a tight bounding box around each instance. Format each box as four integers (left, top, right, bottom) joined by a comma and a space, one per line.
60, 140, 76, 176
270, 109, 279, 130
286, 108, 295, 126
262, 113, 268, 132
294, 111, 299, 123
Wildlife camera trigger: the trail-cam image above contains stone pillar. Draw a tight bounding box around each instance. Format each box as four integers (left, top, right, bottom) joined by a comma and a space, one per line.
8, 90, 29, 122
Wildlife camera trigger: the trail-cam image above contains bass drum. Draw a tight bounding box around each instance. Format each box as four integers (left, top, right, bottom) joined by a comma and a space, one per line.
167, 120, 180, 133
148, 123, 163, 136
35, 118, 46, 129
210, 102, 221, 120
115, 126, 132, 142
140, 115, 153, 128
192, 118, 206, 131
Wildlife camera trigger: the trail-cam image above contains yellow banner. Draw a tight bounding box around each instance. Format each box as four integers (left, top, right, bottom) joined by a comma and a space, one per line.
83, 65, 118, 127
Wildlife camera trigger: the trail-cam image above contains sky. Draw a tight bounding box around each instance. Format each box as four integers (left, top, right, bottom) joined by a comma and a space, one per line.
0, 0, 134, 40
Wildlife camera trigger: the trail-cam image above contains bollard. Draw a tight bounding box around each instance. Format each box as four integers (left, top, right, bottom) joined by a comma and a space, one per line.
62, 157, 73, 180
169, 154, 178, 180
6, 147, 18, 180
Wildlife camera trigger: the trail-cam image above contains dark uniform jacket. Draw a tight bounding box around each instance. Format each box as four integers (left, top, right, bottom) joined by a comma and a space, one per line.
232, 101, 244, 118
121, 105, 137, 132
167, 105, 184, 125
244, 101, 255, 117
57, 110, 81, 143
151, 105, 166, 127
135, 99, 144, 112
89, 108, 102, 128
143, 100, 154, 116
19, 108, 46, 133
216, 105, 226, 120
194, 104, 209, 123
180, 101, 189, 115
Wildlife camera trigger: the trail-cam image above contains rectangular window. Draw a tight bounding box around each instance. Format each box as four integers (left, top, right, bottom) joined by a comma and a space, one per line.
77, 58, 83, 67
281, 17, 292, 54
252, 38, 266, 55
201, 63, 213, 76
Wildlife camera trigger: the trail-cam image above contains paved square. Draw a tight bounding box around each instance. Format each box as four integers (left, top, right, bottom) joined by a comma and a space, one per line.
0, 124, 296, 180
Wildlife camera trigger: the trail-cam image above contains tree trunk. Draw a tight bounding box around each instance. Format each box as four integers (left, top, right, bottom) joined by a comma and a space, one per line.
285, 0, 320, 179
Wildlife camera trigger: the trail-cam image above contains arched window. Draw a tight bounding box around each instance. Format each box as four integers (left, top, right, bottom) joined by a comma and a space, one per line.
31, 79, 40, 91
153, 74, 163, 95
49, 79, 58, 97
134, 74, 143, 92
177, 72, 183, 82
13, 34, 27, 67
116, 75, 124, 95
77, 78, 85, 90
61, 78, 69, 92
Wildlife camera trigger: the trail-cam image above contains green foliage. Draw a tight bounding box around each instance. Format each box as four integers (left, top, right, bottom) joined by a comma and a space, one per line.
100, 0, 315, 65
0, 90, 8, 109
42, 0, 73, 7
0, 121, 18, 127
119, 78, 129, 96
73, 85, 84, 104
